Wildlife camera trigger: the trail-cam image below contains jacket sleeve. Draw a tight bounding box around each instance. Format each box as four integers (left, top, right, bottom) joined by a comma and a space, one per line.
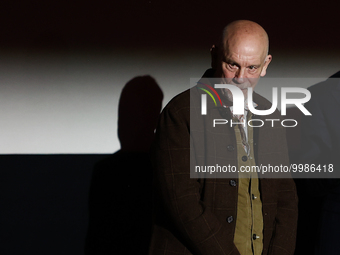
151, 102, 240, 255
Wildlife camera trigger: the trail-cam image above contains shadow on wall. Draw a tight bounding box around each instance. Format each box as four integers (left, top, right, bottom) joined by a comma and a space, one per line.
0, 75, 162, 255
85, 75, 163, 255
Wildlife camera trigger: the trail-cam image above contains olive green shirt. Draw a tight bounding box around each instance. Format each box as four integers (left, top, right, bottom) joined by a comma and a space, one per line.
233, 113, 263, 255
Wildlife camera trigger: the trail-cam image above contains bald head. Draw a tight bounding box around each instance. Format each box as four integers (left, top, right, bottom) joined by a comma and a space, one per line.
222, 20, 269, 61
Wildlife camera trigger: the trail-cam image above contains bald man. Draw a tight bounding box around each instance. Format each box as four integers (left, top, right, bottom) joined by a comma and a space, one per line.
217, 20, 271, 99
149, 20, 298, 255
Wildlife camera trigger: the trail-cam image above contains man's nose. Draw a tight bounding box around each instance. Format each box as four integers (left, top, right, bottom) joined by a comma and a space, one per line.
234, 68, 245, 83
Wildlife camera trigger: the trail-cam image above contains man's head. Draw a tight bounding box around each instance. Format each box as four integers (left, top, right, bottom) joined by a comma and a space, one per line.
218, 20, 272, 100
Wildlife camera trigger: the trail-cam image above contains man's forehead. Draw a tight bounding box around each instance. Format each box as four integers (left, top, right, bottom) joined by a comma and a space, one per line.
225, 33, 267, 49
224, 54, 263, 66
224, 38, 267, 61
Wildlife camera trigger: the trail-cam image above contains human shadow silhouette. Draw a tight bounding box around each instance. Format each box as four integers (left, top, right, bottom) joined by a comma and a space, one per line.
85, 75, 163, 255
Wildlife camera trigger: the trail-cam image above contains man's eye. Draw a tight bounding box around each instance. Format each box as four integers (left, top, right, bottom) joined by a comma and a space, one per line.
228, 64, 237, 69
249, 66, 257, 70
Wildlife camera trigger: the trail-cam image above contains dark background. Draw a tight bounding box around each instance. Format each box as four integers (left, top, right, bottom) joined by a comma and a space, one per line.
1, 0, 339, 51
0, 1, 338, 254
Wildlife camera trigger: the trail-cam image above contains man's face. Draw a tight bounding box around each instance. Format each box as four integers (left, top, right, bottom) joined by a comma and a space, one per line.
221, 36, 272, 100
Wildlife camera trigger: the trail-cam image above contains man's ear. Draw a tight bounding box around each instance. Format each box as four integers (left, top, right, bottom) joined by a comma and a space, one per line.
260, 54, 272, 77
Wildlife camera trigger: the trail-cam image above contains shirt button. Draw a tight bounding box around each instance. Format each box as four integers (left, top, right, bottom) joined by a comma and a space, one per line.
253, 234, 260, 240
227, 216, 234, 223
252, 194, 257, 200
229, 180, 237, 187
227, 145, 235, 151
242, 156, 248, 162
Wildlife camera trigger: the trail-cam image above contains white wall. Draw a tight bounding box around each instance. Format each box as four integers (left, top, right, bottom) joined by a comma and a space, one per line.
0, 48, 339, 154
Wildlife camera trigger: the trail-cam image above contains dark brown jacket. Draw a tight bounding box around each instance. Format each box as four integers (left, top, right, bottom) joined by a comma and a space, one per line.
149, 86, 298, 255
